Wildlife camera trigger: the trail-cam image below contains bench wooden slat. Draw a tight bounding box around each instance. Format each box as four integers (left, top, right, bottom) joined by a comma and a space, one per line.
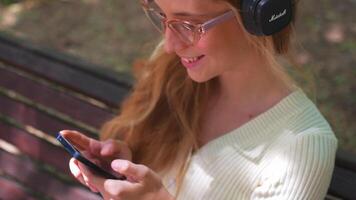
335, 150, 356, 172
0, 94, 91, 136
0, 33, 129, 199
0, 35, 130, 107
0, 64, 115, 128
328, 166, 356, 200
0, 177, 36, 200
0, 32, 133, 88
0, 149, 101, 200
0, 121, 71, 174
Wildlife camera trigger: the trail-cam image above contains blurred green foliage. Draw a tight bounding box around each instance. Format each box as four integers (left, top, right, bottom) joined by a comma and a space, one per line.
0, 0, 20, 5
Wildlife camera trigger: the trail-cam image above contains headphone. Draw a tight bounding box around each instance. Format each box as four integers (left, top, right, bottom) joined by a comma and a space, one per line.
241, 0, 293, 36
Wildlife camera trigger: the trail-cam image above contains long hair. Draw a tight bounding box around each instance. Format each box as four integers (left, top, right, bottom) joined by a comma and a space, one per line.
101, 0, 304, 196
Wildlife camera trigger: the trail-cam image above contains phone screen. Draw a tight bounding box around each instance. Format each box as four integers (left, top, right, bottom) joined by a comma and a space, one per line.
56, 133, 126, 180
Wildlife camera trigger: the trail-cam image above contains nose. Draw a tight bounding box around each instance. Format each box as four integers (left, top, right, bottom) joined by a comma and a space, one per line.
163, 28, 188, 54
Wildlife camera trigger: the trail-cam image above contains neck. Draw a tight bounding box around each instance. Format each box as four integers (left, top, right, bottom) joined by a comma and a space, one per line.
216, 56, 292, 111
198, 56, 293, 146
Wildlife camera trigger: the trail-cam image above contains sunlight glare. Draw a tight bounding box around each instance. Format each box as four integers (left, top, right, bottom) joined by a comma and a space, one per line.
0, 139, 21, 155
0, 3, 24, 28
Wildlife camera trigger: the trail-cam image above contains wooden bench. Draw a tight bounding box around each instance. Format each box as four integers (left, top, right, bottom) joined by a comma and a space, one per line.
327, 150, 356, 200
0, 32, 355, 200
0, 32, 131, 199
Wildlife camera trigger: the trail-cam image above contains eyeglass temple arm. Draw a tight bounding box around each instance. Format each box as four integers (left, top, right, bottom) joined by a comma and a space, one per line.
201, 10, 235, 32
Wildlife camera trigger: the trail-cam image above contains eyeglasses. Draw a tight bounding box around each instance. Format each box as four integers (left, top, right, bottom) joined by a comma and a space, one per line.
141, 0, 235, 46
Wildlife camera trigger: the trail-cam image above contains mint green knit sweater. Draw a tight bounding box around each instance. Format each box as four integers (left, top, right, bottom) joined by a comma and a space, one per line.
164, 89, 338, 200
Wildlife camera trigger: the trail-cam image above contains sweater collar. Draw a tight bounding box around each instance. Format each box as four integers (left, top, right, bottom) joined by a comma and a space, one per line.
195, 88, 311, 163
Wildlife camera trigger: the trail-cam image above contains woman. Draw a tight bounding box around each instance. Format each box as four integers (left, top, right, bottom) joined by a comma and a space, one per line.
61, 0, 338, 199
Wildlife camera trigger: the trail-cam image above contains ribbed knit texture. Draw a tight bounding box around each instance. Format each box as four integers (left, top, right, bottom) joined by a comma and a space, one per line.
163, 89, 338, 200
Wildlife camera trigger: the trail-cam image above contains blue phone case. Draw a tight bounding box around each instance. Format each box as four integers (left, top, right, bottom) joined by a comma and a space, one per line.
56, 133, 126, 180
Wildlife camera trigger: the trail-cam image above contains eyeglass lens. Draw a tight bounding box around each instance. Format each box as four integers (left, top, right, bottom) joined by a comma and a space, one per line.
145, 8, 197, 44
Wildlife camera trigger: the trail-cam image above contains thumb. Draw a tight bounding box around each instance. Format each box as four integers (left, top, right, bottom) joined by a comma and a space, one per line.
111, 160, 150, 182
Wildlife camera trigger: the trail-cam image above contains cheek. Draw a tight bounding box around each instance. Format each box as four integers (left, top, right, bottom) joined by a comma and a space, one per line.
195, 32, 226, 61
194, 35, 212, 53
193, 21, 252, 71
195, 30, 238, 67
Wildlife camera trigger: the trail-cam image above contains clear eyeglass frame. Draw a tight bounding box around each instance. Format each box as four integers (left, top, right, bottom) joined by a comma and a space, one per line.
141, 0, 235, 46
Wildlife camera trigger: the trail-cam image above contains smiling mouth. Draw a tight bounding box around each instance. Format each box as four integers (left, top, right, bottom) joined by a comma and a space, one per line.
181, 55, 205, 63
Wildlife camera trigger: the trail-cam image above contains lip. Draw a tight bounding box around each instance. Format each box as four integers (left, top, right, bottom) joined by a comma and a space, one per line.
180, 55, 205, 69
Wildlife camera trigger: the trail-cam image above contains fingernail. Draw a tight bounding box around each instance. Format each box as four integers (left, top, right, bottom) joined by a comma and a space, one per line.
101, 145, 110, 155
112, 160, 128, 171
59, 130, 73, 135
111, 160, 120, 170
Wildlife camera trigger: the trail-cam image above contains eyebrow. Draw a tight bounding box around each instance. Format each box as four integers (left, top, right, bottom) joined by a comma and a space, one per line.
150, 1, 210, 18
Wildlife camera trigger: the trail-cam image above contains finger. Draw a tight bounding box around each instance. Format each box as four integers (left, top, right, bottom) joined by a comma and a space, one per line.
77, 162, 101, 193
69, 158, 85, 186
103, 178, 136, 197
101, 140, 132, 161
87, 138, 103, 157
60, 130, 102, 156
59, 130, 91, 151
111, 160, 151, 182
101, 139, 120, 156
78, 162, 130, 196
100, 139, 125, 159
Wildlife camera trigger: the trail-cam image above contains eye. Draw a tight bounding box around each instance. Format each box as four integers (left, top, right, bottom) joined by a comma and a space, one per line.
156, 11, 166, 19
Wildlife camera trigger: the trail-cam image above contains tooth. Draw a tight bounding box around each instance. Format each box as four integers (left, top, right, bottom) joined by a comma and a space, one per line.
188, 57, 197, 63
182, 56, 202, 63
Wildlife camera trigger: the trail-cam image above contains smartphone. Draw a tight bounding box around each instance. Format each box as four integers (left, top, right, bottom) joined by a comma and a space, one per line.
56, 133, 126, 180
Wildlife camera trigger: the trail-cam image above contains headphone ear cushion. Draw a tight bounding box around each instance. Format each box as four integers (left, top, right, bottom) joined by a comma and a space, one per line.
241, 0, 262, 35
241, 0, 293, 36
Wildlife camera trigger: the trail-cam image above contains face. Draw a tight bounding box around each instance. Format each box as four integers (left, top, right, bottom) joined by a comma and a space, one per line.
151, 0, 255, 83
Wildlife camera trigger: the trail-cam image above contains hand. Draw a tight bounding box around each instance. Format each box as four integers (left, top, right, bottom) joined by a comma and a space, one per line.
60, 130, 132, 161
78, 159, 174, 200
59, 130, 132, 191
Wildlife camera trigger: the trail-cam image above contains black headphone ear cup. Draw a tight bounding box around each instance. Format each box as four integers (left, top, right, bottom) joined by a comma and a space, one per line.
241, 0, 293, 36
241, 0, 263, 35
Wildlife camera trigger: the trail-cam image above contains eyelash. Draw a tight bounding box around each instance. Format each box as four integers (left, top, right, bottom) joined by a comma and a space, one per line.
158, 12, 166, 18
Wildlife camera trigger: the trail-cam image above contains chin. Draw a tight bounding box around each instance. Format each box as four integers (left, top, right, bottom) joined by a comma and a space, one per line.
187, 73, 214, 83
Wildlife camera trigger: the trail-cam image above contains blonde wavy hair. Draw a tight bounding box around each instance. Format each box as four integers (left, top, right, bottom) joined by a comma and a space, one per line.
101, 0, 305, 196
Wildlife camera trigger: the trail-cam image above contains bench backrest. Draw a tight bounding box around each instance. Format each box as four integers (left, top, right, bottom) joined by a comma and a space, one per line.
327, 150, 356, 200
0, 33, 131, 199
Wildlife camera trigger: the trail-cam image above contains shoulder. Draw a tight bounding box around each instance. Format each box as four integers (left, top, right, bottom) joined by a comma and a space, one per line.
261, 89, 338, 177
259, 89, 338, 173
271, 88, 337, 144
255, 88, 338, 158
253, 94, 338, 198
